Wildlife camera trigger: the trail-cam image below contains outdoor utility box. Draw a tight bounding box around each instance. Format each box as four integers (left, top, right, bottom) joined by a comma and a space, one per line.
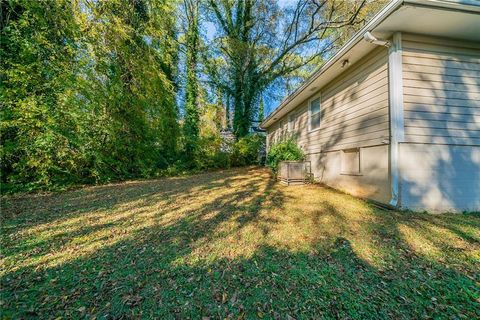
277, 161, 312, 185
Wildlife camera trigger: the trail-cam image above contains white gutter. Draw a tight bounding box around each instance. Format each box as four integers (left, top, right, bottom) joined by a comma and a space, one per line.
388, 32, 405, 208
405, 0, 480, 12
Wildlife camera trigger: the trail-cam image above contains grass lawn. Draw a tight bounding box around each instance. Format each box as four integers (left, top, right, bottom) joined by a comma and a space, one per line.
1, 167, 479, 319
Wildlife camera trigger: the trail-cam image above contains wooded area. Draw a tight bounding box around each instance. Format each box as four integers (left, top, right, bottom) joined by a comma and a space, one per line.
1, 0, 384, 192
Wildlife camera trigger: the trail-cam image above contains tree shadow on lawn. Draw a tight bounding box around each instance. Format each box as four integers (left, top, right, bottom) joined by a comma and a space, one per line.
0, 167, 253, 231
1, 168, 479, 319
1, 168, 282, 271
3, 237, 478, 319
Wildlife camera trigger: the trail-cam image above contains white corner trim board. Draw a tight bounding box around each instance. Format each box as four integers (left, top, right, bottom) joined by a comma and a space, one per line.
388, 32, 405, 207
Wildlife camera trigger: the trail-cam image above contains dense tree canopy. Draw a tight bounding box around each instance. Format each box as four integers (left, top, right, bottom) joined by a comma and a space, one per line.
205, 0, 382, 137
1, 0, 179, 190
0, 0, 385, 191
182, 0, 200, 163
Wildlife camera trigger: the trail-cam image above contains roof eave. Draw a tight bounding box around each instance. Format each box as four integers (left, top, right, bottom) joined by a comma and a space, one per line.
260, 0, 405, 129
261, 0, 480, 130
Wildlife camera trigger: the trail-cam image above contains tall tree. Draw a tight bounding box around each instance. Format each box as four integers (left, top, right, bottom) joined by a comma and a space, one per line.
1, 0, 81, 188
183, 0, 200, 161
206, 0, 369, 137
258, 95, 264, 123
216, 88, 227, 130
79, 0, 180, 177
1, 0, 181, 190
225, 93, 231, 130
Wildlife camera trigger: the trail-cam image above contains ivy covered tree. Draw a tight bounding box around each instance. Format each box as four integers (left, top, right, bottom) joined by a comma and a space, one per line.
258, 95, 265, 123
182, 0, 200, 163
1, 0, 82, 188
79, 0, 180, 178
205, 0, 371, 137
1, 0, 180, 190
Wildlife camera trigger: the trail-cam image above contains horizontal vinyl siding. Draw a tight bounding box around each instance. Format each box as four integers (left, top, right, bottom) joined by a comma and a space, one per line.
292, 47, 389, 153
402, 36, 480, 146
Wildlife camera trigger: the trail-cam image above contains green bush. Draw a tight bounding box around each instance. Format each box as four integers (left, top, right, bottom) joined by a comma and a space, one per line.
267, 138, 305, 173
231, 134, 265, 167
194, 135, 231, 170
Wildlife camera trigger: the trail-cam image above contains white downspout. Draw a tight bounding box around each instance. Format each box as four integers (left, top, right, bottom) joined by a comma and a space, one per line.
388, 32, 405, 207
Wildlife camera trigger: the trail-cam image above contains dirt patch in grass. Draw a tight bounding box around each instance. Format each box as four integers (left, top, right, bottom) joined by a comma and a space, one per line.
1, 167, 479, 318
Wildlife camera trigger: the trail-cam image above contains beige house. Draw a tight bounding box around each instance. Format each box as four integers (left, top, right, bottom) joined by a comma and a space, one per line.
261, 0, 480, 212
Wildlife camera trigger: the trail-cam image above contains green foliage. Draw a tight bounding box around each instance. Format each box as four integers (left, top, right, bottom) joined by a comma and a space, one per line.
231, 134, 265, 167
192, 134, 265, 171
76, 0, 180, 180
205, 0, 379, 138
267, 138, 305, 173
183, 0, 200, 162
0, 0, 387, 193
1, 0, 83, 191
258, 96, 265, 123
194, 134, 230, 170
1, 0, 180, 192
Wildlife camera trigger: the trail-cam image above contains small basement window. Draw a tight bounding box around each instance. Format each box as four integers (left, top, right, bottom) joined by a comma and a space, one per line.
341, 148, 361, 175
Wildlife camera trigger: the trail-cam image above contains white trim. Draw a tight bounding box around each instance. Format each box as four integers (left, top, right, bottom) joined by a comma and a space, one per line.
405, 0, 480, 13
308, 93, 322, 132
388, 32, 405, 207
